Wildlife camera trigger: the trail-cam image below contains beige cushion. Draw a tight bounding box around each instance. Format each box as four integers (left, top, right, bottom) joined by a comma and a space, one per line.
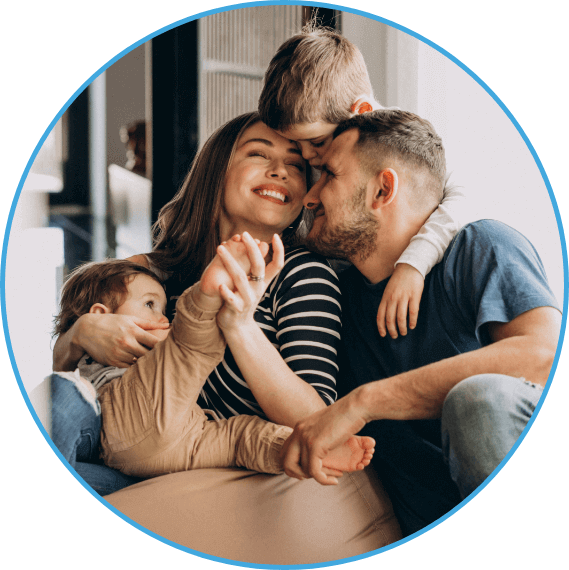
105, 467, 401, 565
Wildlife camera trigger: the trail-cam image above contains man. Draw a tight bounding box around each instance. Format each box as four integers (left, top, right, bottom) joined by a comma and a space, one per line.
282, 109, 561, 536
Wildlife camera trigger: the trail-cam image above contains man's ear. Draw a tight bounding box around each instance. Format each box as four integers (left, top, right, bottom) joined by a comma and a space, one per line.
89, 303, 111, 314
371, 168, 398, 210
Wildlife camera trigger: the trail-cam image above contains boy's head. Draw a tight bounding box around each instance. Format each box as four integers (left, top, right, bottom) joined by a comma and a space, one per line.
54, 259, 168, 338
258, 26, 379, 168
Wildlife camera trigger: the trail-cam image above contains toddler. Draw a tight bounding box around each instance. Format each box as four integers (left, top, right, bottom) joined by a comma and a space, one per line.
52, 235, 374, 480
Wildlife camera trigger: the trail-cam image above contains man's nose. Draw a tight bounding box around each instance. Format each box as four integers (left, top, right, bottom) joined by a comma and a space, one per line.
303, 181, 321, 210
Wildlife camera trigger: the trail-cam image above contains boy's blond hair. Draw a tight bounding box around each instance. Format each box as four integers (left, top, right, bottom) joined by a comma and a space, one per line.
258, 25, 373, 131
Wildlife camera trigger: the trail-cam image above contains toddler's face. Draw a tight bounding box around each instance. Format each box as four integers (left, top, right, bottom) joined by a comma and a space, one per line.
277, 121, 338, 169
115, 274, 170, 341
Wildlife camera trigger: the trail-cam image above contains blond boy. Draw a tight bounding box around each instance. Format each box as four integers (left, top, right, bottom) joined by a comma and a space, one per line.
258, 26, 464, 337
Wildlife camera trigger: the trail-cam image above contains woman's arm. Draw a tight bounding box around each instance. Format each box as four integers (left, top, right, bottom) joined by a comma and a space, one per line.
217, 235, 342, 428
52, 312, 169, 371
52, 253, 167, 371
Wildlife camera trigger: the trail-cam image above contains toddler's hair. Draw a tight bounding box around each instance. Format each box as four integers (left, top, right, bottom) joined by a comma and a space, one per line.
258, 25, 373, 131
53, 259, 163, 337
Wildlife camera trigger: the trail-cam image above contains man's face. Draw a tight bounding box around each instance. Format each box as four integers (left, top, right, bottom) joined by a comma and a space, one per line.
277, 121, 338, 169
303, 129, 379, 262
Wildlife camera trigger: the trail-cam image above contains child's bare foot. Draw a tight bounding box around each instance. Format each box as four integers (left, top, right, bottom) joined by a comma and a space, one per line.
321, 436, 375, 473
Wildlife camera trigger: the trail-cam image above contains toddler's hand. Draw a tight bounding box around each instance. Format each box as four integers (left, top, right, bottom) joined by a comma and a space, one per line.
216, 233, 284, 332
377, 263, 424, 339
200, 234, 269, 299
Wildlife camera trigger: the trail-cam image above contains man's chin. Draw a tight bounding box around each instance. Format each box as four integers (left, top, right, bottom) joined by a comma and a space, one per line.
305, 230, 349, 260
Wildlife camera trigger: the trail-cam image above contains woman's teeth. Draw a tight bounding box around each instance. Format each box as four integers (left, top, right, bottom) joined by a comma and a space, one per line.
257, 189, 286, 202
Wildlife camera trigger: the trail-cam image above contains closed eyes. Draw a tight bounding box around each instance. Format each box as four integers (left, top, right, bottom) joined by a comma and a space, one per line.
248, 151, 304, 172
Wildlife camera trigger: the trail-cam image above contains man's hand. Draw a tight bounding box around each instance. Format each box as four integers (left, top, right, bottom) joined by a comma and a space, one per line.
281, 390, 369, 485
377, 263, 424, 339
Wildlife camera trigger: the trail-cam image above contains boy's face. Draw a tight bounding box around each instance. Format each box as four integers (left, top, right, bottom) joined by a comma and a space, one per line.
277, 121, 338, 169
115, 274, 170, 341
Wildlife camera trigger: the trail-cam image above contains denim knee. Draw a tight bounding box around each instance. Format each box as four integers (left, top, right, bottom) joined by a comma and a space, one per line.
441, 374, 542, 498
50, 373, 101, 466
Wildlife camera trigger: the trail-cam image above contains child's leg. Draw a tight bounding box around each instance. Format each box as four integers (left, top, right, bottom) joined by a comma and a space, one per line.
50, 371, 101, 466
98, 284, 226, 463
50, 372, 142, 495
191, 415, 376, 475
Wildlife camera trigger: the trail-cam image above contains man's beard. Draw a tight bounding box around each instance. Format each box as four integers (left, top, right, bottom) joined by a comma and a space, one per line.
305, 183, 379, 263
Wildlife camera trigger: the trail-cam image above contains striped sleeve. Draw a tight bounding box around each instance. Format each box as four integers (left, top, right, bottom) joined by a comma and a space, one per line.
197, 247, 343, 419
271, 248, 342, 405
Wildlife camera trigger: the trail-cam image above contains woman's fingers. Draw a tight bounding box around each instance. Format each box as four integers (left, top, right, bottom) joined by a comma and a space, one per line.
219, 283, 244, 311
265, 234, 285, 282
217, 244, 254, 299
241, 232, 267, 279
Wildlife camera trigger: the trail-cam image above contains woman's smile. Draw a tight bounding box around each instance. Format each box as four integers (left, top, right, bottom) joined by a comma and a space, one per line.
221, 121, 308, 240
252, 184, 290, 204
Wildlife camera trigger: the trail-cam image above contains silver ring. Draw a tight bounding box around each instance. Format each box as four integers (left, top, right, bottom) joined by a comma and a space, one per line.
248, 274, 265, 282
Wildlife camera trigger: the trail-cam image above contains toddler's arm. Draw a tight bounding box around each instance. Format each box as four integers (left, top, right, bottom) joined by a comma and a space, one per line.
377, 184, 465, 338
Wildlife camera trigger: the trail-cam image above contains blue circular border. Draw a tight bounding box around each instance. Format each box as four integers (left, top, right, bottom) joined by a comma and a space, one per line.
2, 2, 566, 568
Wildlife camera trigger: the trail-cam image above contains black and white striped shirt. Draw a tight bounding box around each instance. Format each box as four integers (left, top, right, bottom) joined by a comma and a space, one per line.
196, 247, 342, 420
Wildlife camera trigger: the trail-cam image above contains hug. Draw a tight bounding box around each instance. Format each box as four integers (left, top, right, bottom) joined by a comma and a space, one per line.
42, 26, 560, 563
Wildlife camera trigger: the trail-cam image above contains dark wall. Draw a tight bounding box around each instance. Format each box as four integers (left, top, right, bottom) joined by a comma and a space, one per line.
151, 21, 199, 223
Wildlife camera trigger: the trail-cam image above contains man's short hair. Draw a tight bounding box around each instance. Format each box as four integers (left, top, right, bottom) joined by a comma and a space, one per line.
335, 109, 446, 208
53, 259, 163, 337
258, 25, 373, 131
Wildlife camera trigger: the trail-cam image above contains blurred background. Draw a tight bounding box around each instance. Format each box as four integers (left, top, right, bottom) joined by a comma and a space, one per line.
5, 5, 564, 393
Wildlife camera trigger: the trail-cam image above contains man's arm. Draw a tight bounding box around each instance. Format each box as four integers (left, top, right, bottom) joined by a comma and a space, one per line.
282, 306, 561, 484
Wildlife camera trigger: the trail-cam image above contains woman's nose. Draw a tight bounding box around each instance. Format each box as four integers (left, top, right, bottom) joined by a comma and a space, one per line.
158, 314, 169, 325
268, 160, 287, 179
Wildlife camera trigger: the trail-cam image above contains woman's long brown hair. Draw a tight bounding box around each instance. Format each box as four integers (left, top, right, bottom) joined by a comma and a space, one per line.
147, 112, 312, 292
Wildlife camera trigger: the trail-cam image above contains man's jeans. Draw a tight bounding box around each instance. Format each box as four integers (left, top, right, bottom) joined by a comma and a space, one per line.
362, 374, 543, 537
50, 373, 142, 496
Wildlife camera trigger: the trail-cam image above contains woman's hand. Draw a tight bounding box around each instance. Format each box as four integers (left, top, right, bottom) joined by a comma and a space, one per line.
377, 263, 424, 339
216, 233, 284, 333
72, 312, 170, 368
199, 234, 269, 300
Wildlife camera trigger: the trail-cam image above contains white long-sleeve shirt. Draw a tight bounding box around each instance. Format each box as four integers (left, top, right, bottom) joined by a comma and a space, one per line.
396, 184, 465, 277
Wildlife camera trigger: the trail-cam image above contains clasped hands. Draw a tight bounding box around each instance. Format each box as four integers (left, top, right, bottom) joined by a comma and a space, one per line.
199, 232, 284, 332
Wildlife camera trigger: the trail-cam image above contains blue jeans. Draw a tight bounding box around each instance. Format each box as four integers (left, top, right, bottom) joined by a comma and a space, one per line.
362, 374, 543, 537
50, 373, 143, 496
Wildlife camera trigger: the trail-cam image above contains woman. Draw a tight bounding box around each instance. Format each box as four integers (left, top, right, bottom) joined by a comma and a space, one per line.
51, 112, 400, 563
54, 111, 340, 444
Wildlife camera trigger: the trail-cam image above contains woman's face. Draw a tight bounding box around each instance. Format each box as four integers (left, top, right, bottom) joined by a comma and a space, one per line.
221, 122, 308, 239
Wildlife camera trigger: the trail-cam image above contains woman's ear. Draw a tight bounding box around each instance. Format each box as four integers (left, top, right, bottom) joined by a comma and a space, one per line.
371, 168, 398, 209
89, 303, 111, 314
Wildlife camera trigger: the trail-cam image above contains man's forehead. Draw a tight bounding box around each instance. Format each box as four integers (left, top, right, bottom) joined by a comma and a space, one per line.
325, 129, 360, 164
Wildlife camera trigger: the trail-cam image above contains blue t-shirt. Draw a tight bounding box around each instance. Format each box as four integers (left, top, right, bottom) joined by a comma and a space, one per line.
338, 219, 559, 443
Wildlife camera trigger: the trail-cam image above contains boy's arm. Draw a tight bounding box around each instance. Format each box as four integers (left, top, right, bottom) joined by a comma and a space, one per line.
376, 185, 465, 338
396, 184, 465, 277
